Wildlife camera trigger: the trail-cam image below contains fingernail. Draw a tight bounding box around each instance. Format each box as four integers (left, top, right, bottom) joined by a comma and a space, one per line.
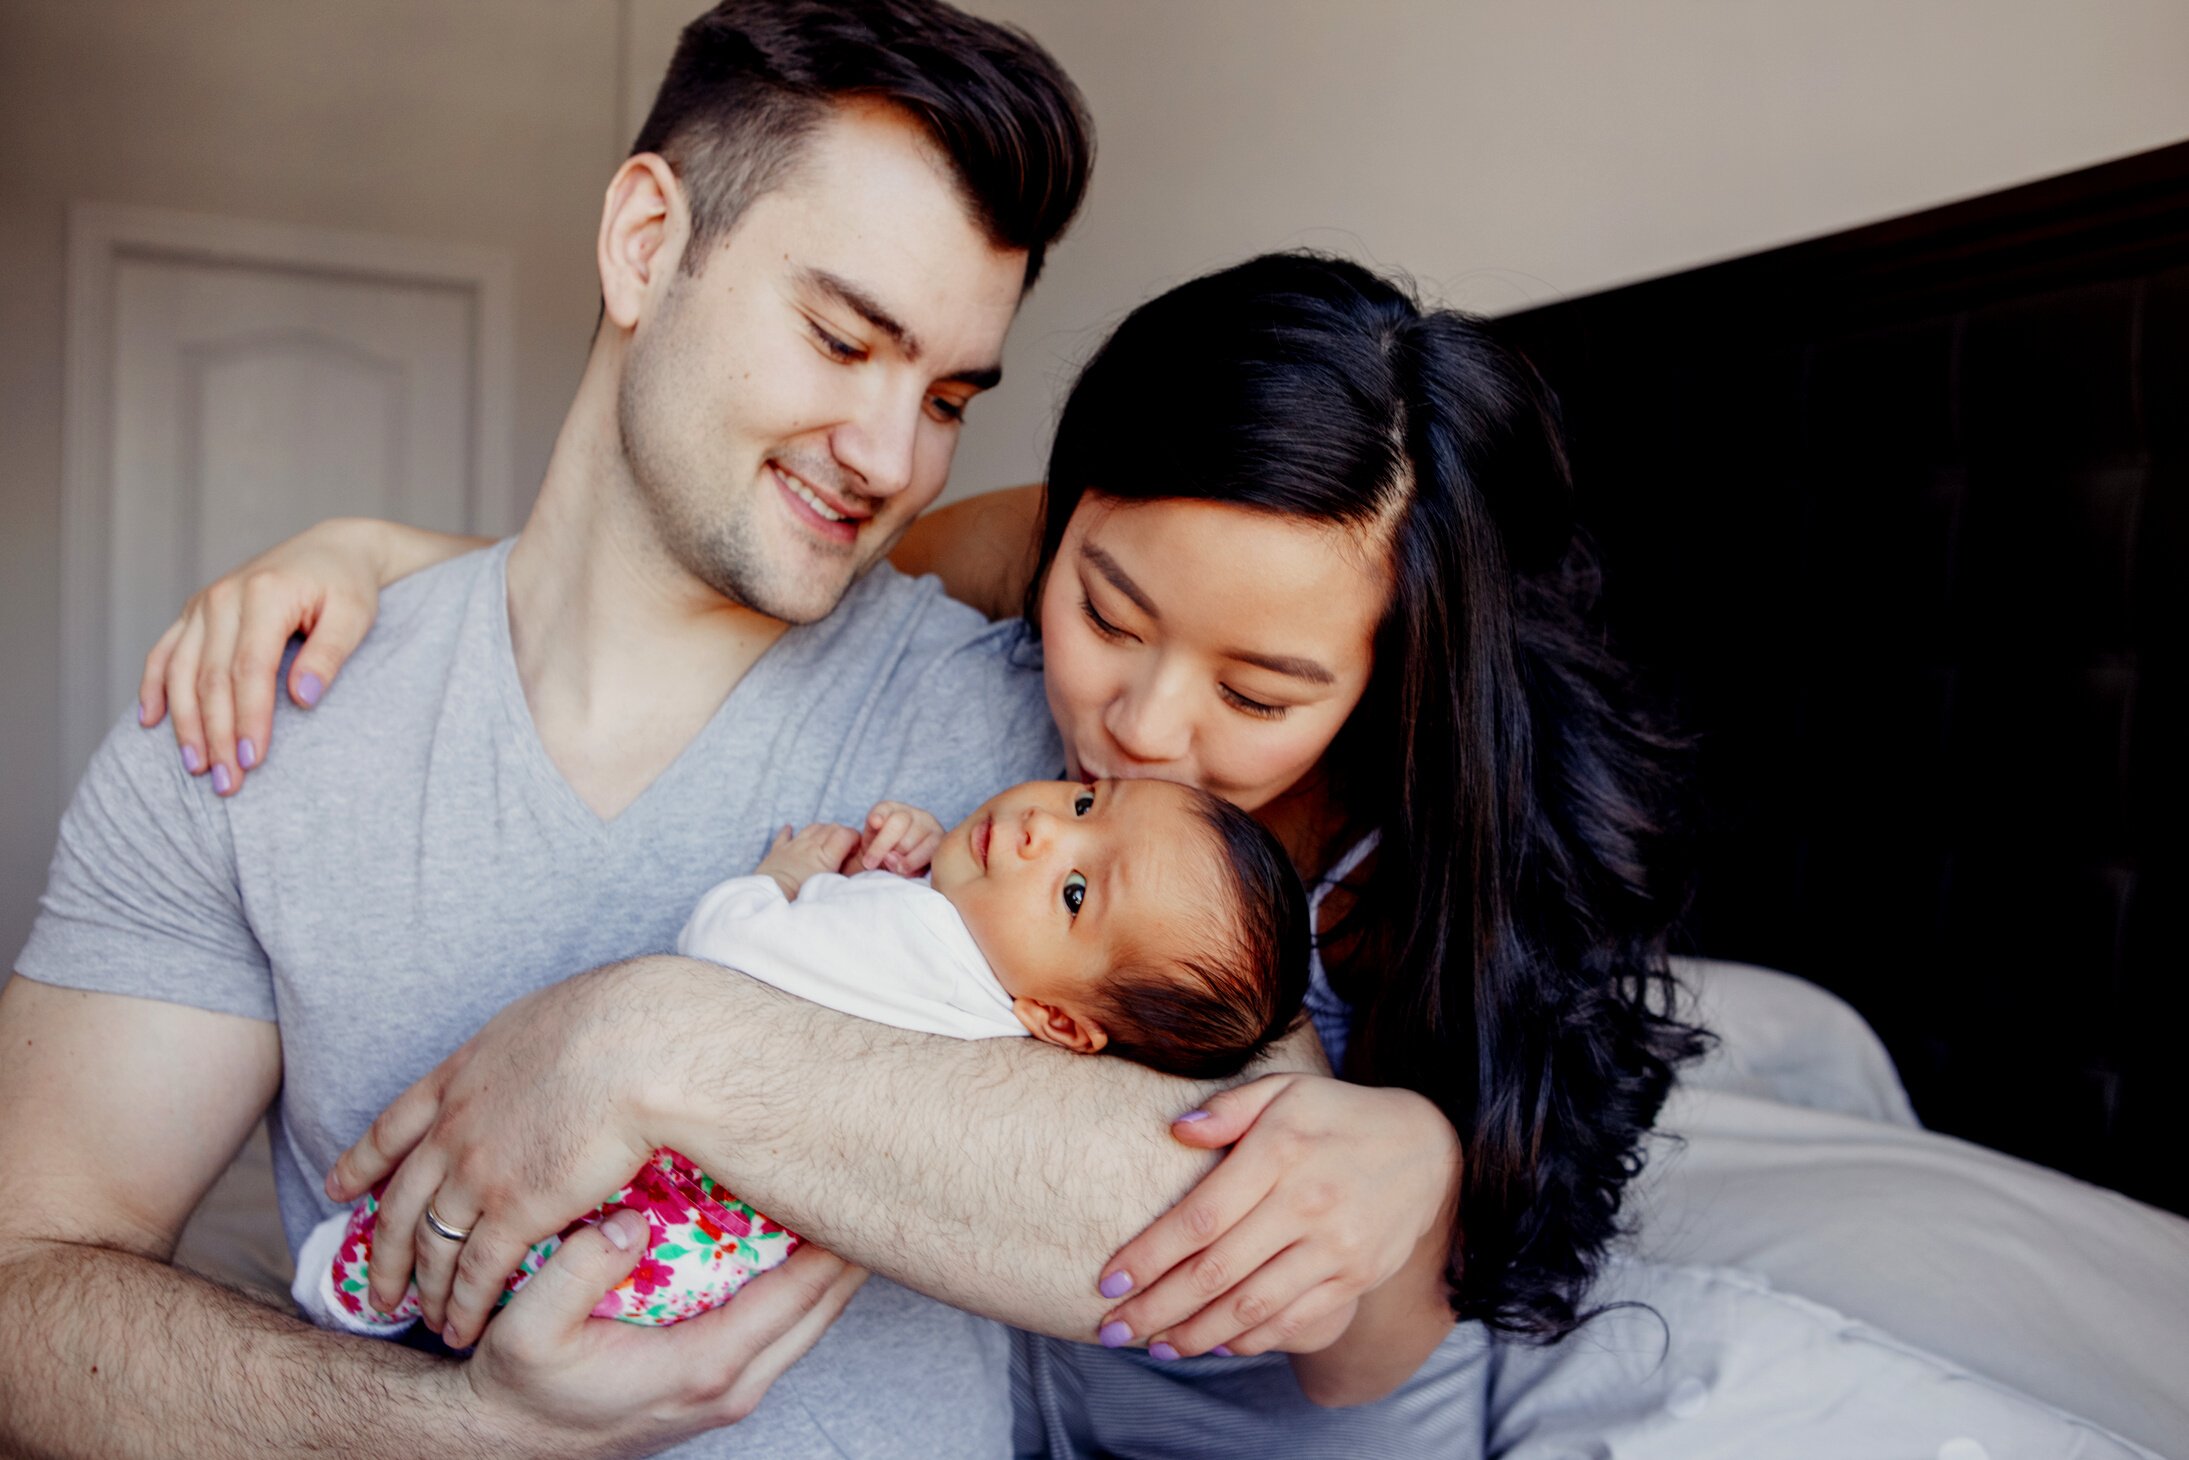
1212, 1344, 1234, 1357
182, 745, 203, 774
603, 1209, 643, 1251
1175, 1109, 1211, 1124
1149, 1341, 1180, 1362
138, 700, 154, 727
238, 737, 258, 770
324, 1172, 342, 1200
1098, 1320, 1132, 1348
297, 672, 324, 707
211, 764, 233, 794
1099, 1270, 1134, 1300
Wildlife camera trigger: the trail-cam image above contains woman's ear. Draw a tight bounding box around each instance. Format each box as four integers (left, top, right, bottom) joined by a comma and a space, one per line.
597, 153, 688, 331
1012, 996, 1108, 1055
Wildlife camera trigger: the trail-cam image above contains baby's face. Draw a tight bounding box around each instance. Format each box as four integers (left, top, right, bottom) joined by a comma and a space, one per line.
931, 779, 1222, 1018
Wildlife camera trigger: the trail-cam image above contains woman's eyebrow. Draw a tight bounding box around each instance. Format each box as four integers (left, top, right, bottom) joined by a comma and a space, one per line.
1223, 647, 1335, 685
1079, 544, 1158, 617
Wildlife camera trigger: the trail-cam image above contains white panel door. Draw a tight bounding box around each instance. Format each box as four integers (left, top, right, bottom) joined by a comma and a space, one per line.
107, 257, 475, 720
63, 205, 514, 782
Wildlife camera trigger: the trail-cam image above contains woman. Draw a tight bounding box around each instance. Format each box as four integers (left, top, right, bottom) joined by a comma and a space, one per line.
143, 253, 1705, 1444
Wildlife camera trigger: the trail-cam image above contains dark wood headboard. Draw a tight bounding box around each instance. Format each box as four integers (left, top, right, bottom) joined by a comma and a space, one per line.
1496, 141, 2189, 1213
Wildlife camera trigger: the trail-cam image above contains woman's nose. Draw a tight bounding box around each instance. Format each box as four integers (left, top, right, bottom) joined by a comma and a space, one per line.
1103, 675, 1191, 765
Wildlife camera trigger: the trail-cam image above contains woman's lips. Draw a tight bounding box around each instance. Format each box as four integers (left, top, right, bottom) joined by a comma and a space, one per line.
972, 814, 992, 870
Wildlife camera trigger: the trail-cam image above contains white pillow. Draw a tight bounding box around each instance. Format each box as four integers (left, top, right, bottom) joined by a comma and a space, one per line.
1628, 1087, 2189, 1456
1488, 1259, 2164, 1460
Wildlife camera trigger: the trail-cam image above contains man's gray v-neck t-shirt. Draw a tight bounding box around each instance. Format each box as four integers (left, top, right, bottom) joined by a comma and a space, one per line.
19, 540, 1060, 1458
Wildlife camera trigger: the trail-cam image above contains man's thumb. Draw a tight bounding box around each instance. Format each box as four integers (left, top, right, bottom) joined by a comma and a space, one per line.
1169, 1073, 1295, 1149
509, 1209, 650, 1332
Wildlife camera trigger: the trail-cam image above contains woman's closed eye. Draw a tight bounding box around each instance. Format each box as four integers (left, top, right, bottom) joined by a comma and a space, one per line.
1079, 595, 1134, 643
1221, 685, 1288, 720
1062, 870, 1087, 917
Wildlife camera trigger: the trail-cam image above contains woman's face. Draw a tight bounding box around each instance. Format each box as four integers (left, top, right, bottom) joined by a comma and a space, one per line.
1039, 496, 1388, 813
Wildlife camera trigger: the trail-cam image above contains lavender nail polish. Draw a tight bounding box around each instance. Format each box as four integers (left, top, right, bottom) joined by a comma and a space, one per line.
138, 700, 154, 727
1097, 1320, 1132, 1349
181, 745, 201, 774
1211, 1345, 1235, 1357
211, 764, 233, 794
1099, 1270, 1134, 1300
238, 737, 258, 770
1148, 1342, 1180, 1362
297, 671, 325, 707
1175, 1109, 1211, 1124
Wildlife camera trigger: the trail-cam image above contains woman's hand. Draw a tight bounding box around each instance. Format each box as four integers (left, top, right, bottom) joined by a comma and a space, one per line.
1092, 1073, 1460, 1359
326, 960, 679, 1348
139, 517, 482, 795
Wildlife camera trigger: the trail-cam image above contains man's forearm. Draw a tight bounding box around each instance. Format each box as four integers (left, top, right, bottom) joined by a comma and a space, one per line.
639, 957, 1256, 1338
0, 1238, 501, 1460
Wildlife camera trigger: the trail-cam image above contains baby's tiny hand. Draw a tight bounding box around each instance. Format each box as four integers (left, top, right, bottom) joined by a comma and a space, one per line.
858, 801, 945, 876
759, 823, 863, 899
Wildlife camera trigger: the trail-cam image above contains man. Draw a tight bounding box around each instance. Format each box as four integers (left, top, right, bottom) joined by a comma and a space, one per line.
0, 4, 1124, 1455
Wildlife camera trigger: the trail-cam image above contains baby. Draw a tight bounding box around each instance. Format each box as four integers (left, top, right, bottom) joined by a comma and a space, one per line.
296, 777, 1308, 1334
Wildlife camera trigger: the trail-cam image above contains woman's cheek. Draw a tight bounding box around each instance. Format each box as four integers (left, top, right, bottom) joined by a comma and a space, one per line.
1201, 718, 1324, 812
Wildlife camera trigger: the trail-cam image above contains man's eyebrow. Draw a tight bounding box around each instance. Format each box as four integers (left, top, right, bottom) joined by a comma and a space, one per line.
1223, 647, 1336, 685
803, 267, 1004, 391
1079, 543, 1157, 618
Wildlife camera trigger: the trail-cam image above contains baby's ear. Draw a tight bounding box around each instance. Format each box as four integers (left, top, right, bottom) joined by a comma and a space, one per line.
1011, 997, 1108, 1055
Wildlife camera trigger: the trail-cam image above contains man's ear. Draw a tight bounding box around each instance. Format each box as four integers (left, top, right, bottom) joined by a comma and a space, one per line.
597, 153, 688, 331
1012, 996, 1108, 1055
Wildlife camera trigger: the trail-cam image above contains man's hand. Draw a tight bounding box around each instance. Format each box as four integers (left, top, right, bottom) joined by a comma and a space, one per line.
328, 962, 681, 1346
468, 1214, 868, 1448
854, 802, 946, 875
755, 823, 863, 900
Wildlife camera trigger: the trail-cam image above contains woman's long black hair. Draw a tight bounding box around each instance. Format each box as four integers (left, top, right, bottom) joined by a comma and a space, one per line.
1024, 253, 1707, 1341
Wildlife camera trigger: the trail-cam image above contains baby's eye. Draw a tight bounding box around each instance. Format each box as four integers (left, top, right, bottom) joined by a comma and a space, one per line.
1073, 790, 1095, 816
1061, 871, 1087, 918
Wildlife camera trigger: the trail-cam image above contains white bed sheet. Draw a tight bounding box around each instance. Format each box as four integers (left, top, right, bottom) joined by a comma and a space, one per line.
1641, 959, 2189, 1457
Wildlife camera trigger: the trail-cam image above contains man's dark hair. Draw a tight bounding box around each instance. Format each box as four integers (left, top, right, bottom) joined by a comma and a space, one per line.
632, 0, 1093, 286
1094, 790, 1310, 1081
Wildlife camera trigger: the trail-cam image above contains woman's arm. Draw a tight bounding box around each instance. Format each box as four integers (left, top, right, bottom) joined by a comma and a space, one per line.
142, 518, 486, 795
1289, 1173, 1458, 1406
888, 483, 1044, 620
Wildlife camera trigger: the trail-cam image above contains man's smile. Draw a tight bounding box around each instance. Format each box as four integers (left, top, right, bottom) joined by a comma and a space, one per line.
771, 461, 866, 543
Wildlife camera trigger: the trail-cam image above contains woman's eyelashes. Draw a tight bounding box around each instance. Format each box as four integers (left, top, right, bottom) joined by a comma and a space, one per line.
1220, 685, 1288, 720
1081, 578, 1290, 719
1061, 870, 1087, 917
1079, 594, 1133, 643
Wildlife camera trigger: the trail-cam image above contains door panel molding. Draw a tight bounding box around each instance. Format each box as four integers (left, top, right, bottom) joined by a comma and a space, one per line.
62, 202, 515, 779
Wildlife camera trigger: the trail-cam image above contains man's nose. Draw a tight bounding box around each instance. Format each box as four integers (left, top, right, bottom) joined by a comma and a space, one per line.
831, 382, 922, 500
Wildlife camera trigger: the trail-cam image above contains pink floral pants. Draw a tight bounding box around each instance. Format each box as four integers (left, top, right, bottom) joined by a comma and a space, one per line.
326, 1148, 802, 1330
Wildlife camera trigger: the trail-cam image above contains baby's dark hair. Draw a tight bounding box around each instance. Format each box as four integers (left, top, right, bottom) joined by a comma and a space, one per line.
1094, 790, 1311, 1080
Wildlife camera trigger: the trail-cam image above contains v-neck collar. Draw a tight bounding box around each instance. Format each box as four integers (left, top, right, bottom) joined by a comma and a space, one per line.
480, 541, 797, 840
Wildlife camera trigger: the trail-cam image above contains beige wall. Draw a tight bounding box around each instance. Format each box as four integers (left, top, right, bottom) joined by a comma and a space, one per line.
932, 0, 2189, 502
7, 0, 2189, 962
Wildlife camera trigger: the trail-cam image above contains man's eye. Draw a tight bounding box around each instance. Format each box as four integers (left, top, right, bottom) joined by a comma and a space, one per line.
1073, 790, 1094, 816
809, 321, 861, 361
1062, 871, 1087, 917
